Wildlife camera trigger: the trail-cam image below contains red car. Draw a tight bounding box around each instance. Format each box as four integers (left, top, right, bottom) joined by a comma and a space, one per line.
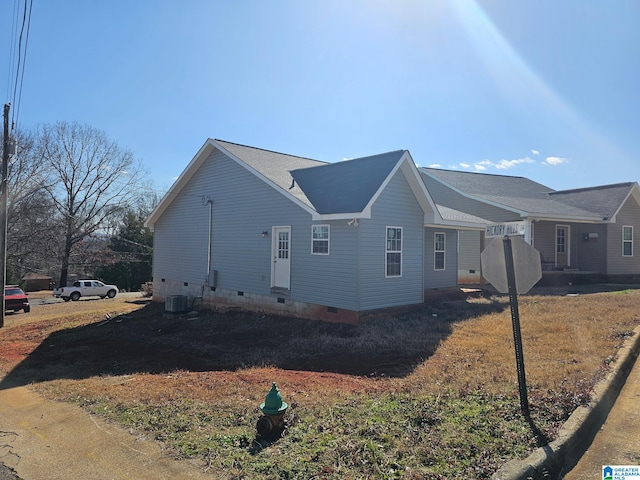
5, 285, 30, 313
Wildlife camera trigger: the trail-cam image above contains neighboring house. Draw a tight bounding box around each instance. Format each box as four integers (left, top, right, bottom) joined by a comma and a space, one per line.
145, 140, 468, 323
420, 168, 640, 281
21, 273, 53, 292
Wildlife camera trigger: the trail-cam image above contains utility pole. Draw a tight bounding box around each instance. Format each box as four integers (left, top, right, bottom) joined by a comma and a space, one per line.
0, 103, 10, 328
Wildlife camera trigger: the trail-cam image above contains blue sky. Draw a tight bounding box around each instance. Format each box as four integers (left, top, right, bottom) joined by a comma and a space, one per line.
2, 0, 639, 194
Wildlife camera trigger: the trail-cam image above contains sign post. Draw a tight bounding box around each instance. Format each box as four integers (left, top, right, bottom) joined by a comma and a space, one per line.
503, 237, 530, 418
480, 234, 541, 419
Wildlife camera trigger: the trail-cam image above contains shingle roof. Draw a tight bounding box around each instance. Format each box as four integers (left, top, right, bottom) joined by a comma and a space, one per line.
423, 168, 553, 198
550, 183, 636, 220
477, 194, 601, 218
290, 151, 406, 214
436, 205, 491, 224
421, 167, 613, 221
215, 140, 327, 208
216, 142, 412, 214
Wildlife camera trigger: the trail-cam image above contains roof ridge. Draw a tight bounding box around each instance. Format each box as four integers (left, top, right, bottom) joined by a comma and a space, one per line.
421, 167, 530, 181
297, 149, 406, 170
343, 149, 406, 161
551, 182, 634, 195
214, 139, 327, 164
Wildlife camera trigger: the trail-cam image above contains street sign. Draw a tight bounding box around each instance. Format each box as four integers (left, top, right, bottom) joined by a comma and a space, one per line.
480, 236, 542, 294
485, 221, 526, 238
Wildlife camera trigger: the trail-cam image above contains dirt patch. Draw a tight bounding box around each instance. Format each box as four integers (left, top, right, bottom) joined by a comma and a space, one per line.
0, 299, 457, 386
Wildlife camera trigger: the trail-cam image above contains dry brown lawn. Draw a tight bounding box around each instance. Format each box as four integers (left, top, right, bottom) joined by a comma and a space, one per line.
0, 285, 638, 478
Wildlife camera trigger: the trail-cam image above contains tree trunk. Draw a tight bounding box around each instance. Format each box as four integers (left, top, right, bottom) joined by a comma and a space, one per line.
59, 232, 73, 287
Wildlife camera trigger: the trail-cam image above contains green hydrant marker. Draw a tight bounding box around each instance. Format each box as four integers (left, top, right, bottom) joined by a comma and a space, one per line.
260, 382, 288, 415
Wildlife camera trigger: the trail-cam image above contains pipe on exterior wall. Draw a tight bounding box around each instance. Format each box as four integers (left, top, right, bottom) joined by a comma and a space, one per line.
204, 197, 213, 285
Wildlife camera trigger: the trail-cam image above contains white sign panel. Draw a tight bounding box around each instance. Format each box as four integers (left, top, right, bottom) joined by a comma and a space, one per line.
485, 221, 526, 238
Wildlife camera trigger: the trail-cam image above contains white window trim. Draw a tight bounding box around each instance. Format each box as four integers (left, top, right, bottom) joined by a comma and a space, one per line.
311, 224, 330, 255
623, 225, 633, 257
385, 226, 403, 278
434, 231, 446, 271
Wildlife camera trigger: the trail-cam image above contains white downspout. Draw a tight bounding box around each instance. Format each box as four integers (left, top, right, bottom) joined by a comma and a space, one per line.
204, 197, 213, 285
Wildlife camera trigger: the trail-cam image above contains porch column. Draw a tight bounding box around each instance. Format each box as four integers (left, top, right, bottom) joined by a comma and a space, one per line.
523, 220, 533, 245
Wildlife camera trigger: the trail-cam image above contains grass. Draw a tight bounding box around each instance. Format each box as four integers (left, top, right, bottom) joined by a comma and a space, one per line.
2, 286, 640, 479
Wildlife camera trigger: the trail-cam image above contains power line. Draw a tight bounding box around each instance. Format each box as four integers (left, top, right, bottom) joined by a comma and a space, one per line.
4, 1, 18, 103
10, 0, 34, 131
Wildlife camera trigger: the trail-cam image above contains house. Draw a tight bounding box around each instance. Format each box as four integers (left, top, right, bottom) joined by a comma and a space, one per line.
420, 168, 640, 283
20, 272, 53, 292
145, 140, 470, 323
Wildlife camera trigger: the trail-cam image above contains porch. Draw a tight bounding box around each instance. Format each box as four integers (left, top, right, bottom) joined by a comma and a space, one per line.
538, 270, 606, 286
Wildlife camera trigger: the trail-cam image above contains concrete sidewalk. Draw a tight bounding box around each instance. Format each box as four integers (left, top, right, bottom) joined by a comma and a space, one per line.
0, 384, 211, 480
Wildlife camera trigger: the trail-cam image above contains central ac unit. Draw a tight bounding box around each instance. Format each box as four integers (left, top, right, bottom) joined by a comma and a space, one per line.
165, 295, 187, 313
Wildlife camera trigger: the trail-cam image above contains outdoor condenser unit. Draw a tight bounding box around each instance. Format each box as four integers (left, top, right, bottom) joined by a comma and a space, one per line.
165, 295, 188, 313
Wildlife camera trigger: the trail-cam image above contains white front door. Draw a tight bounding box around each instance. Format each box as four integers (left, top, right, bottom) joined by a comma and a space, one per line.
272, 226, 291, 289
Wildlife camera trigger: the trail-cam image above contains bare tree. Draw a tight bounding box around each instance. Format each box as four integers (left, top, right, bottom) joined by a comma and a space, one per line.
37, 121, 146, 286
2, 129, 59, 283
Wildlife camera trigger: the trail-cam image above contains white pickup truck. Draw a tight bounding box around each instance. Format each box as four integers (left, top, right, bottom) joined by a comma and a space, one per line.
53, 280, 119, 302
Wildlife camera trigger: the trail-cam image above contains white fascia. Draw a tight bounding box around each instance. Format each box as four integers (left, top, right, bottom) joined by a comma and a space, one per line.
312, 209, 372, 222
526, 214, 603, 224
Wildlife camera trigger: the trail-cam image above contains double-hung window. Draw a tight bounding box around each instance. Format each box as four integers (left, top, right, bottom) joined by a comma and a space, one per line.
312, 225, 330, 255
623, 226, 633, 256
386, 227, 402, 277
434, 232, 446, 270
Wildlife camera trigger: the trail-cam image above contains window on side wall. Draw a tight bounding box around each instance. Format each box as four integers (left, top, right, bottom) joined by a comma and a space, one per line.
434, 232, 446, 270
312, 225, 330, 255
386, 227, 402, 277
623, 226, 633, 256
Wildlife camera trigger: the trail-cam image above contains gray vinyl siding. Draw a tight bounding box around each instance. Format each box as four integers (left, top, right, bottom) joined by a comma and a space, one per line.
458, 229, 482, 283
574, 223, 607, 273
153, 150, 362, 310
422, 174, 518, 222
153, 192, 210, 286
534, 221, 609, 273
293, 221, 359, 310
532, 222, 557, 265
424, 227, 458, 288
357, 171, 424, 310
533, 221, 579, 268
153, 150, 305, 291
607, 198, 640, 274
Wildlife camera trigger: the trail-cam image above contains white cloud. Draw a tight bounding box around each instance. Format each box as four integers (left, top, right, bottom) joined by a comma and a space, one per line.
442, 153, 566, 173
473, 160, 493, 171
543, 156, 568, 166
495, 157, 535, 169
446, 155, 547, 172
